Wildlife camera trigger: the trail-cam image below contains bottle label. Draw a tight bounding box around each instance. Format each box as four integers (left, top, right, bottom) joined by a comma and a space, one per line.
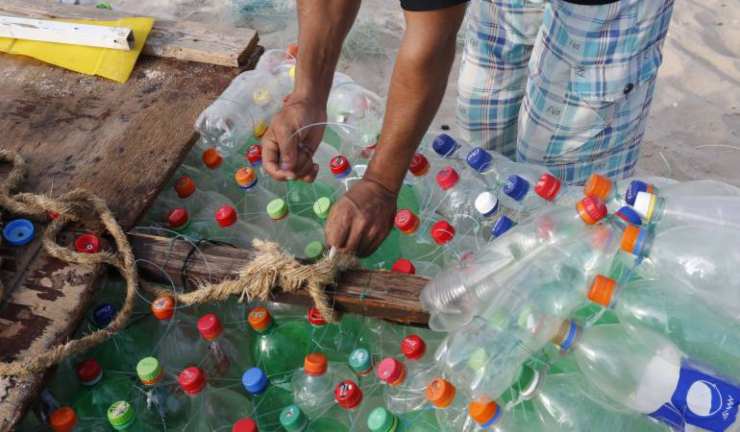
650, 360, 740, 431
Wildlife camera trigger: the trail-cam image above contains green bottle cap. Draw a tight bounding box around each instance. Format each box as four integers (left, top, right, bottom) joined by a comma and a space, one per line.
304, 241, 325, 260
349, 348, 372, 374
312, 197, 332, 219
367, 406, 398, 432
279, 405, 308, 431
107, 401, 135, 430
136, 357, 163, 385
267, 198, 288, 220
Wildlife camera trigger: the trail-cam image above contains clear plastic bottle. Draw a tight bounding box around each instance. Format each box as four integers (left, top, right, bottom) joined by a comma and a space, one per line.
177, 367, 252, 431
292, 352, 353, 418
148, 295, 205, 372
247, 306, 311, 383
266, 198, 326, 258
241, 367, 295, 431
425, 378, 480, 432
375, 335, 438, 414
634, 191, 740, 229
195, 313, 251, 382
133, 357, 188, 428
430, 166, 494, 238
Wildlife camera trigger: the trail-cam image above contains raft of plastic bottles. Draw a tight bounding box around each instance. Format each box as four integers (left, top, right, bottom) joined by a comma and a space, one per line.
10, 47, 740, 431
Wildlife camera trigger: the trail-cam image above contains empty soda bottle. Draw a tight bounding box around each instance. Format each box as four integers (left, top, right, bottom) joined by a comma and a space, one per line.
177, 367, 252, 431
292, 352, 353, 418
248, 307, 311, 383
241, 367, 294, 430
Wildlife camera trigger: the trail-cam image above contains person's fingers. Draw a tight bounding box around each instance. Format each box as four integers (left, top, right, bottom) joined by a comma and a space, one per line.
272, 121, 299, 179
297, 163, 319, 183
325, 202, 351, 250
261, 128, 290, 181
291, 145, 317, 180
343, 215, 368, 255
358, 225, 381, 257
304, 123, 326, 154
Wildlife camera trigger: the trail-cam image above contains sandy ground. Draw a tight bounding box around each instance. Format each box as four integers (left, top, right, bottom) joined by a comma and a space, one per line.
109, 0, 740, 185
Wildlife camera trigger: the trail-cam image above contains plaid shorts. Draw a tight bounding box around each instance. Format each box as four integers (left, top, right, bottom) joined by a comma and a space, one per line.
456, 0, 675, 184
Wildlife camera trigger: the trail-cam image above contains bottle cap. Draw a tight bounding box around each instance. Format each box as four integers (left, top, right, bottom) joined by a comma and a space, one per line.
367, 407, 398, 432
620, 224, 649, 256
215, 205, 238, 227
430, 220, 455, 245
49, 407, 77, 432
633, 191, 657, 221
254, 121, 268, 138
235, 167, 258, 190
74, 233, 100, 253
335, 380, 363, 409
503, 175, 530, 201
303, 352, 328, 376
197, 313, 223, 341
552, 320, 580, 352
376, 357, 406, 385
312, 197, 332, 219
107, 401, 135, 430
242, 367, 269, 395
280, 405, 308, 432
408, 153, 430, 176
432, 133, 459, 158
329, 155, 352, 178
267, 198, 288, 220
468, 399, 500, 427
391, 258, 416, 274
575, 196, 607, 225
426, 378, 456, 408
349, 348, 372, 375
588, 275, 617, 307
304, 241, 324, 260
490, 216, 514, 238
287, 43, 299, 57
614, 206, 642, 226
232, 418, 259, 432
92, 303, 117, 328
307, 306, 328, 326
625, 180, 653, 206
401, 334, 426, 360
248, 306, 272, 332
174, 176, 196, 198
202, 148, 223, 169
534, 173, 562, 201
394, 209, 420, 235
151, 295, 175, 321
465, 147, 492, 172
76, 358, 103, 386
246, 144, 263, 166
583, 174, 612, 201
435, 166, 460, 191
2, 219, 35, 246
252, 88, 272, 106
167, 208, 189, 230
474, 191, 499, 217
178, 367, 206, 395
136, 357, 164, 385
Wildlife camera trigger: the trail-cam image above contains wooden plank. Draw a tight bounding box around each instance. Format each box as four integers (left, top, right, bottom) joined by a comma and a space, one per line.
0, 53, 239, 431
0, 15, 134, 50
0, 0, 258, 67
128, 233, 431, 326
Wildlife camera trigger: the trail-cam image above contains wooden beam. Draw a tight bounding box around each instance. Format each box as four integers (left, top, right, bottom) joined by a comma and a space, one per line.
0, 0, 258, 67
128, 233, 430, 326
0, 15, 134, 50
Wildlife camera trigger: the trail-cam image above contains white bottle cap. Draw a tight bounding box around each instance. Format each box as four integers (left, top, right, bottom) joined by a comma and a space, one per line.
475, 192, 499, 217
633, 191, 656, 221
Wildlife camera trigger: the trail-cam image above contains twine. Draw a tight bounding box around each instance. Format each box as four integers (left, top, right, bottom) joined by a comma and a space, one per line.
0, 150, 354, 376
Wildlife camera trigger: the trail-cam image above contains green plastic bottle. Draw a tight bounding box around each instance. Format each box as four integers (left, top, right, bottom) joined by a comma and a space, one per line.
134, 357, 188, 428
248, 307, 311, 383
72, 359, 133, 419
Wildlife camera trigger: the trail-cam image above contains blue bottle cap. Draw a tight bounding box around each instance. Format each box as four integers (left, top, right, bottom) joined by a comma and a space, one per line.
431, 133, 459, 158
465, 147, 492, 173
625, 180, 649, 206
92, 303, 117, 328
2, 219, 35, 246
491, 216, 515, 238
503, 175, 530, 201
614, 206, 642, 226
242, 367, 269, 395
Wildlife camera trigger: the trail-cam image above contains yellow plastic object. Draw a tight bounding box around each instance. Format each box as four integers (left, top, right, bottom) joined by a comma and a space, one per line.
0, 17, 154, 83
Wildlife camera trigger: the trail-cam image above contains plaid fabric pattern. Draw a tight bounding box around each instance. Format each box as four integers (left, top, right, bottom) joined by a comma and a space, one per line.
457, 0, 674, 184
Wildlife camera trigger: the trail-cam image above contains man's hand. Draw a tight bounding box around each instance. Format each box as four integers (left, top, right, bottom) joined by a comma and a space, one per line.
261, 95, 327, 182
325, 177, 397, 257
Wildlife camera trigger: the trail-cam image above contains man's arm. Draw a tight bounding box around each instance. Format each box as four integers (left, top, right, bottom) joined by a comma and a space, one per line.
325, 4, 467, 256
262, 0, 361, 181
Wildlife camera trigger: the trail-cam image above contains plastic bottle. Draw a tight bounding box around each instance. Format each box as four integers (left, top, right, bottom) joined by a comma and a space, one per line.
177, 367, 252, 431
266, 198, 326, 258
430, 133, 473, 173
633, 191, 740, 229
553, 321, 740, 431
279, 404, 348, 432
71, 359, 132, 419
292, 352, 353, 418
248, 306, 311, 383
196, 313, 251, 381
134, 357, 188, 427
106, 401, 160, 431
149, 295, 205, 372
305, 307, 372, 362
375, 335, 437, 414
242, 367, 295, 431
430, 166, 494, 236
425, 378, 480, 432
366, 406, 441, 432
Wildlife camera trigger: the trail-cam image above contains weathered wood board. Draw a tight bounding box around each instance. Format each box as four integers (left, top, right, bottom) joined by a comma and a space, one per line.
0, 53, 238, 431
129, 233, 430, 326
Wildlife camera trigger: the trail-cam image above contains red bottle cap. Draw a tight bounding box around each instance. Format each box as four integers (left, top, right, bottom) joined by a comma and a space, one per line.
246, 144, 263, 165
167, 208, 189, 229
534, 173, 561, 201
376, 357, 406, 386
307, 307, 327, 326
151, 295, 175, 321
287, 43, 299, 58
334, 380, 363, 410
435, 167, 460, 191
175, 176, 196, 198
391, 258, 416, 274
304, 352, 328, 376
232, 418, 258, 432
401, 334, 426, 360
408, 153, 430, 176
76, 358, 102, 385
49, 407, 77, 432
178, 366, 206, 395
394, 209, 420, 235
248, 307, 272, 332
74, 233, 100, 254
329, 155, 351, 176
197, 313, 223, 341
430, 220, 455, 245
202, 148, 223, 169
215, 205, 237, 227
575, 196, 607, 225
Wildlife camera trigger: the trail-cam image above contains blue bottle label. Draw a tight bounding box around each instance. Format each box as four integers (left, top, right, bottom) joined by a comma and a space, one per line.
650, 360, 740, 431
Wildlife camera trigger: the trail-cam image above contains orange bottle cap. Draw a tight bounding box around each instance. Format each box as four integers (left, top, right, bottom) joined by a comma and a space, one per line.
576, 196, 607, 225
468, 399, 499, 426
303, 352, 328, 376
202, 148, 223, 169
50, 406, 77, 432
175, 176, 196, 198
621, 224, 641, 254
248, 306, 272, 332
287, 43, 299, 58
425, 378, 456, 408
151, 295, 175, 321
584, 174, 612, 201
235, 167, 258, 189
587, 275, 617, 307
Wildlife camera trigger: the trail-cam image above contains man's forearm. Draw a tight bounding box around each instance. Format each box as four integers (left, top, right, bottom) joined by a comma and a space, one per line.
293, 0, 361, 105
365, 6, 465, 194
